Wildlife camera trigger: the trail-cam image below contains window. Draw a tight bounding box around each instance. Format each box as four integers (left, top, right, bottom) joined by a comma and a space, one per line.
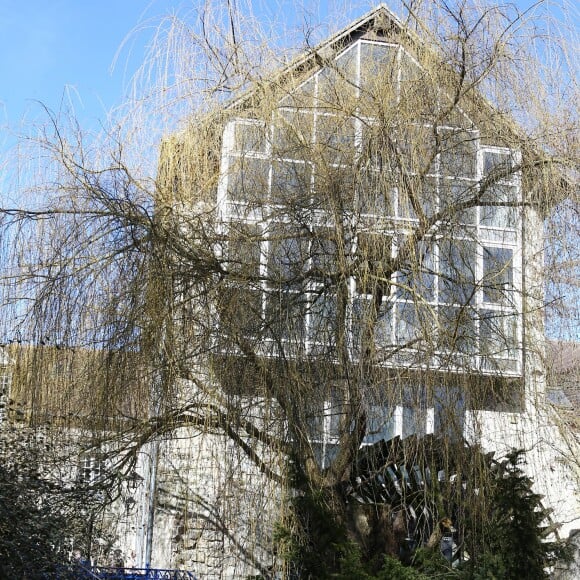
439, 239, 477, 305
78, 454, 106, 485
358, 42, 398, 114
396, 301, 421, 345
0, 371, 9, 424
234, 121, 268, 153
309, 293, 337, 347
483, 150, 514, 179
482, 246, 513, 305
396, 125, 437, 177
480, 184, 517, 229
310, 232, 337, 280
308, 386, 434, 467
480, 309, 518, 358
439, 129, 478, 178
366, 405, 398, 444
480, 148, 519, 230
316, 115, 356, 165
265, 290, 307, 345
271, 160, 311, 206
396, 239, 435, 302
356, 232, 393, 294
273, 110, 313, 159
267, 227, 309, 289
350, 295, 393, 353
357, 168, 396, 216
227, 157, 269, 204
397, 177, 437, 220
316, 47, 357, 108
227, 222, 262, 280
439, 305, 477, 354
218, 287, 263, 339
439, 179, 477, 224
315, 164, 356, 213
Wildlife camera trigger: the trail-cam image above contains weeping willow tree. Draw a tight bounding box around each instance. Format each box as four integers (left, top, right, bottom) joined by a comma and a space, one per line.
0, 1, 577, 577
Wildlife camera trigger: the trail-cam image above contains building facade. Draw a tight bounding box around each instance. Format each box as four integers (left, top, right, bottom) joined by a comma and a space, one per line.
125, 6, 579, 577
3, 6, 577, 578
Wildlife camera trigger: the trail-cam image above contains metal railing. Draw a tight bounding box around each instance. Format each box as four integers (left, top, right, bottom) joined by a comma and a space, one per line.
57, 565, 197, 579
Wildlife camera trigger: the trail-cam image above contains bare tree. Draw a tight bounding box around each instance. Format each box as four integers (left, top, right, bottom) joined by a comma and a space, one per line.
0, 1, 577, 576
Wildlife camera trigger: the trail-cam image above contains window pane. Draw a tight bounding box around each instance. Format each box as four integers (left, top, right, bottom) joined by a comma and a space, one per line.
439, 130, 477, 178
360, 124, 397, 172
273, 110, 313, 159
399, 52, 439, 122
365, 405, 397, 444
402, 407, 427, 438
218, 287, 263, 338
314, 165, 356, 212
317, 47, 357, 109
480, 184, 517, 228
327, 389, 346, 438
265, 291, 306, 342
228, 223, 261, 279
234, 121, 268, 153
375, 301, 393, 348
359, 43, 398, 114
433, 385, 465, 440
227, 157, 269, 203
439, 240, 476, 304
397, 240, 435, 302
305, 400, 324, 440
267, 227, 309, 289
309, 293, 337, 347
399, 177, 437, 221
396, 302, 420, 345
480, 309, 518, 358
483, 246, 513, 304
279, 77, 315, 108
315, 115, 355, 165
357, 169, 396, 216
397, 125, 437, 176
271, 160, 311, 206
356, 233, 392, 294
439, 306, 477, 354
439, 179, 477, 224
310, 232, 337, 280
483, 150, 514, 179
351, 297, 392, 353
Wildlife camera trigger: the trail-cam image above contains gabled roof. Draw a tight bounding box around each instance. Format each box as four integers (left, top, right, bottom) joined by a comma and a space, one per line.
272, 4, 409, 77
229, 4, 419, 111
226, 5, 513, 142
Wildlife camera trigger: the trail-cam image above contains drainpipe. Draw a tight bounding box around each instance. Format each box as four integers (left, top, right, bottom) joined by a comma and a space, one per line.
144, 437, 160, 568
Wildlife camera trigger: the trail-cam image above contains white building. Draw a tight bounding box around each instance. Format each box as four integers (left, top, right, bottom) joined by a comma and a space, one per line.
122, 5, 579, 577
5, 5, 577, 578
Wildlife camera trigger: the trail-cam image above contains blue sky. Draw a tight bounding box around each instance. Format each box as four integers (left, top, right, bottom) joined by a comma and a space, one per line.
0, 1, 574, 138
0, 0, 180, 137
